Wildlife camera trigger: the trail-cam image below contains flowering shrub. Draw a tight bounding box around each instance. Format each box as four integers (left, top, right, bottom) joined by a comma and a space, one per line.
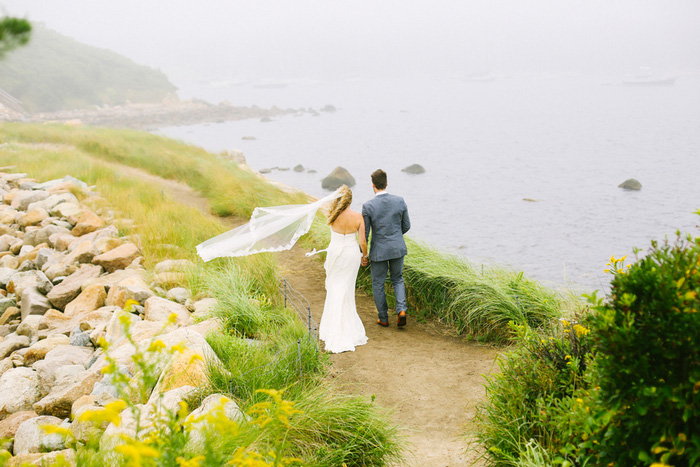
584, 234, 700, 467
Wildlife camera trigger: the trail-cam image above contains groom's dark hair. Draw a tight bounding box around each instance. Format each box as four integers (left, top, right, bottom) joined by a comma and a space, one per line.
371, 169, 387, 190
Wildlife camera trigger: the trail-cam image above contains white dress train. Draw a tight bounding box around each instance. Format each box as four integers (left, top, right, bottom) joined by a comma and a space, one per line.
318, 230, 368, 353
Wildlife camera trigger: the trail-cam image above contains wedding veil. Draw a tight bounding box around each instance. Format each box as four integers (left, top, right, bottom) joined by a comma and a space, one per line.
196, 188, 343, 261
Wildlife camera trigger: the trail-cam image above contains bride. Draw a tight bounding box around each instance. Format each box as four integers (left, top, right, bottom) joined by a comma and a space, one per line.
319, 185, 369, 353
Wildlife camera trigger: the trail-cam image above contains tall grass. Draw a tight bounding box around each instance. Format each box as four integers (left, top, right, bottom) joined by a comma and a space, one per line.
0, 123, 308, 217
400, 240, 567, 342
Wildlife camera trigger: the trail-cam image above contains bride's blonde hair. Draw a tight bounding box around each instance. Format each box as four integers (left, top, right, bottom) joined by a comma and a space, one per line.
326, 185, 352, 225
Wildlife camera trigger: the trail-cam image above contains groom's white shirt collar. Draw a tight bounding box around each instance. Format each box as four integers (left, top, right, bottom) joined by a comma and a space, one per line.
375, 190, 388, 196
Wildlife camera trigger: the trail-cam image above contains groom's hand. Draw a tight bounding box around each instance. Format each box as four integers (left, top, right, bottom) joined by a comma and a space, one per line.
361, 256, 369, 267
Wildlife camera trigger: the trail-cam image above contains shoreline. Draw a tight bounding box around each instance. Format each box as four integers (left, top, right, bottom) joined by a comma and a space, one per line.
0, 97, 327, 131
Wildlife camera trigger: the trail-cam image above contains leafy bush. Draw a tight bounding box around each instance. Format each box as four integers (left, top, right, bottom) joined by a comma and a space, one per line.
584, 237, 700, 467
475, 318, 592, 466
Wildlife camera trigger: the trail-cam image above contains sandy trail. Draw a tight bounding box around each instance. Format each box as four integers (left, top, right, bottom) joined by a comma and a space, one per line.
103, 159, 501, 467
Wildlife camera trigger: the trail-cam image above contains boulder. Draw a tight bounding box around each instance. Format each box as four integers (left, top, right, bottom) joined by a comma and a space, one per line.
5, 449, 76, 467
44, 262, 77, 282
0, 267, 16, 287
105, 276, 154, 308
20, 287, 52, 321
143, 296, 193, 326
185, 394, 245, 449
33, 346, 94, 397
64, 239, 100, 265
154, 259, 194, 274
15, 315, 42, 340
23, 335, 71, 366
48, 202, 83, 221
293, 164, 305, 172
7, 271, 53, 299
618, 178, 642, 190
94, 237, 122, 254
0, 411, 38, 439
71, 211, 105, 237
191, 298, 218, 316
22, 225, 71, 248
0, 255, 18, 269
401, 163, 426, 174
0, 304, 19, 325
48, 233, 76, 252
165, 287, 190, 305
28, 193, 79, 213
13, 415, 62, 455
10, 191, 49, 212
63, 285, 107, 318
321, 166, 356, 190
46, 264, 102, 310
33, 368, 102, 418
82, 268, 143, 292
18, 208, 49, 227
0, 368, 41, 419
92, 243, 140, 273
0, 334, 30, 359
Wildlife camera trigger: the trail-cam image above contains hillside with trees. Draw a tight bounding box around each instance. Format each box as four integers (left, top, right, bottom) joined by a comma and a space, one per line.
0, 24, 176, 112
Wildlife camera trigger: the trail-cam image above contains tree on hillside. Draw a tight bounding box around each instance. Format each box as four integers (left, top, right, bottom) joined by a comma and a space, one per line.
0, 16, 31, 58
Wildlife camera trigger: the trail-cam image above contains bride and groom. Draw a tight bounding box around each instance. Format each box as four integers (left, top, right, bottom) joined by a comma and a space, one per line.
195, 168, 410, 354
319, 169, 411, 353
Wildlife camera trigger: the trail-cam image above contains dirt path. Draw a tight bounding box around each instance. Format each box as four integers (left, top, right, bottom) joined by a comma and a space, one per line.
101, 159, 501, 467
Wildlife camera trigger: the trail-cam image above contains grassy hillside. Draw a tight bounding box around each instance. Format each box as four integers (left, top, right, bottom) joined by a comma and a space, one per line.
0, 25, 176, 112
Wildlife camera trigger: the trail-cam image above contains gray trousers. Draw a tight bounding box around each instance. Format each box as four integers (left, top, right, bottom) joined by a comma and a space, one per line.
370, 256, 407, 322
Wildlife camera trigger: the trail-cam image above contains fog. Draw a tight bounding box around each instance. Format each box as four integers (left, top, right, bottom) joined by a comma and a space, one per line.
2, 0, 699, 87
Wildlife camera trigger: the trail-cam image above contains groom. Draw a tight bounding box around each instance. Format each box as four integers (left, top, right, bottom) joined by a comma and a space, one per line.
361, 169, 411, 327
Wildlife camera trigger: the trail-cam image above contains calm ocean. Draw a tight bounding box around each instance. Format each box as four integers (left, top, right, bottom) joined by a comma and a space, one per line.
156, 74, 700, 293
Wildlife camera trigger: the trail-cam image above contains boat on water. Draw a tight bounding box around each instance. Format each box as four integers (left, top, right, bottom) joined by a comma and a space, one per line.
622, 67, 678, 86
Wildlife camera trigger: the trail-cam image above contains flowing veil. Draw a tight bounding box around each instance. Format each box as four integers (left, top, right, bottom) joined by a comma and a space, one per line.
196, 188, 343, 261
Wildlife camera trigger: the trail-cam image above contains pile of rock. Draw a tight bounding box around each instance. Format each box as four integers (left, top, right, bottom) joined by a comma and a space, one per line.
0, 172, 238, 466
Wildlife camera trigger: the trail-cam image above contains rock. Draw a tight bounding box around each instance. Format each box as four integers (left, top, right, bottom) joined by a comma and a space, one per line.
15, 315, 42, 340
321, 104, 337, 112
33, 346, 94, 397
0, 303, 18, 322
241, 136, 256, 141
63, 285, 106, 318
0, 255, 18, 269
70, 395, 97, 418
186, 394, 245, 449
165, 287, 190, 305
92, 243, 140, 273
0, 334, 30, 359
64, 239, 100, 265
82, 269, 144, 293
18, 208, 49, 228
0, 357, 11, 377
69, 329, 92, 347
46, 265, 102, 310
48, 233, 75, 252
33, 368, 102, 418
618, 178, 642, 190
260, 116, 273, 123
143, 296, 193, 326
13, 415, 62, 455
20, 288, 52, 321
44, 262, 77, 282
105, 276, 154, 308
0, 368, 41, 418
293, 164, 305, 172
5, 449, 76, 467
192, 298, 217, 316
259, 168, 272, 174
154, 259, 194, 274
71, 211, 105, 237
0, 411, 38, 439
23, 225, 71, 248
7, 271, 53, 299
321, 166, 356, 190
10, 191, 49, 212
48, 202, 83, 221
151, 272, 185, 289
23, 335, 71, 366
28, 193, 79, 213
94, 237, 122, 254
401, 163, 426, 174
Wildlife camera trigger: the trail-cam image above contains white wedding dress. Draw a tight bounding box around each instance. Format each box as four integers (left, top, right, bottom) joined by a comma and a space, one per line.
318, 230, 368, 353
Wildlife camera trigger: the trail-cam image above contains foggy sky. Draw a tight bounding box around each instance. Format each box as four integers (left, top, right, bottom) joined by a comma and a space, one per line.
2, 0, 699, 85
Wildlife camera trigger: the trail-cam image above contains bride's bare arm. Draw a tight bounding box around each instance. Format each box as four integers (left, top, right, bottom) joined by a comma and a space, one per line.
358, 215, 368, 259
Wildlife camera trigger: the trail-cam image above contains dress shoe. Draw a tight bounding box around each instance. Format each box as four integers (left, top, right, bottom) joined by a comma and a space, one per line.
377, 319, 389, 327
397, 310, 407, 327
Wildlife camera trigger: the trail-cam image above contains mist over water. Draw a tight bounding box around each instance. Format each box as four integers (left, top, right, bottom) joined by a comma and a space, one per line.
159, 75, 700, 292
4, 0, 700, 291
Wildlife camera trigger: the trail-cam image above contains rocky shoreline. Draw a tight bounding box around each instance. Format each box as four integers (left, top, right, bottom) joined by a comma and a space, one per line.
0, 97, 332, 131
0, 172, 237, 465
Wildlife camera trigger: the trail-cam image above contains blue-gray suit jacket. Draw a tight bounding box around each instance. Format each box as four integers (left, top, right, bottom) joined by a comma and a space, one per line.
362, 192, 411, 262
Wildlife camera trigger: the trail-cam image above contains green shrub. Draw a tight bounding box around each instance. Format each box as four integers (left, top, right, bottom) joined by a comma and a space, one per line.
475, 318, 592, 466
584, 236, 700, 467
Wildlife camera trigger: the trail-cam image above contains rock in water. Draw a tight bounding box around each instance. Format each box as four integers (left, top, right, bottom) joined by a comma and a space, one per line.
618, 178, 642, 190
293, 164, 305, 172
321, 167, 356, 190
401, 164, 426, 174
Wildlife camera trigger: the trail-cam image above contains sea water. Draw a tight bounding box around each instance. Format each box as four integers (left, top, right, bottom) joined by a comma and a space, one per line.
156, 74, 700, 293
